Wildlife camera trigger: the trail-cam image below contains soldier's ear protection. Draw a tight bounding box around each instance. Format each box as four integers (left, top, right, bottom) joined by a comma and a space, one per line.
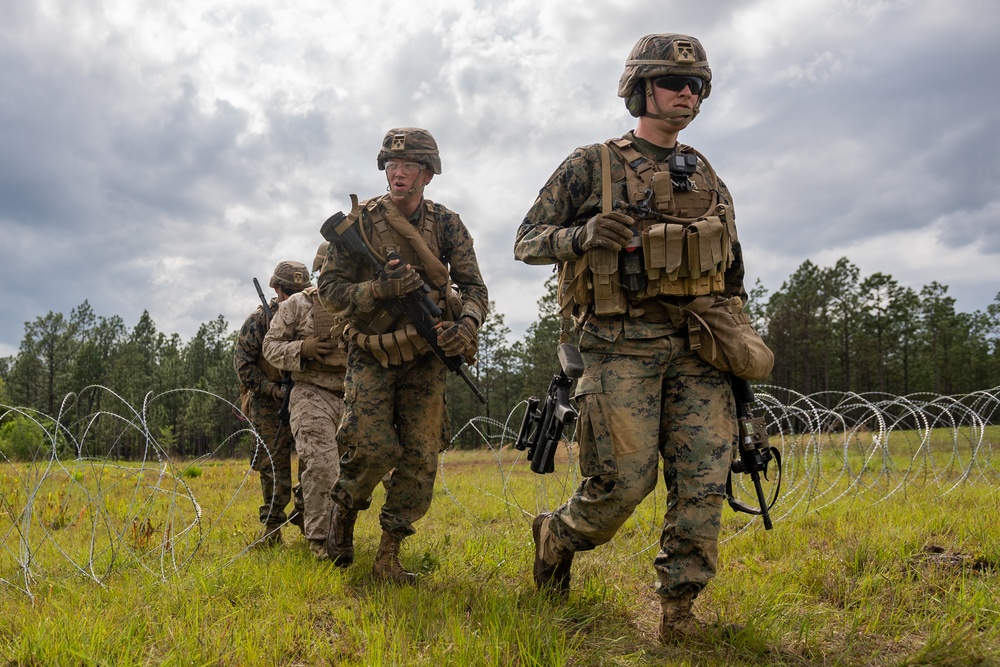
625, 80, 647, 118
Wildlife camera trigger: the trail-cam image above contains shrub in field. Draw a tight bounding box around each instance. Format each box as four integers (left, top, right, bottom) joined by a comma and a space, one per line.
0, 413, 52, 461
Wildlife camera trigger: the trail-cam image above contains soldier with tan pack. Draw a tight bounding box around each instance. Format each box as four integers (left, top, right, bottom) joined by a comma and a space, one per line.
263, 244, 350, 560
515, 33, 769, 642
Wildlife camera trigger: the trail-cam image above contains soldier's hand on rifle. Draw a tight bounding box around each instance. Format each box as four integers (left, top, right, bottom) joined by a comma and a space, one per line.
301, 336, 336, 359
269, 384, 285, 402
436, 316, 477, 357
573, 211, 634, 253
372, 259, 423, 299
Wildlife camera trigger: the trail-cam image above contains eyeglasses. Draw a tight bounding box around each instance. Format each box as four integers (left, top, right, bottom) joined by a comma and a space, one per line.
652, 75, 705, 96
385, 161, 425, 175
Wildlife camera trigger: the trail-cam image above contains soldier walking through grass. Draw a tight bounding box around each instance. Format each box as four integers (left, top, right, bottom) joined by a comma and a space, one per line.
233, 261, 310, 547
514, 33, 759, 642
318, 127, 488, 583
262, 244, 350, 560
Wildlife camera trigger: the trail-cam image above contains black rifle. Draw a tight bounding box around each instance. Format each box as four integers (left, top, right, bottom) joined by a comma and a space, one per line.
253, 277, 293, 438
319, 197, 487, 404
727, 375, 781, 530
514, 343, 584, 474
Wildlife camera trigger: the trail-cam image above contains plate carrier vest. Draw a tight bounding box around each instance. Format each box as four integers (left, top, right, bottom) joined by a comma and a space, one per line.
560, 137, 737, 321
347, 196, 462, 367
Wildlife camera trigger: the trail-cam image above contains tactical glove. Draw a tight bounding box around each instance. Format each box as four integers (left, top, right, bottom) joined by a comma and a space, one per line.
371, 262, 423, 299
573, 211, 635, 253
436, 317, 478, 358
301, 336, 336, 360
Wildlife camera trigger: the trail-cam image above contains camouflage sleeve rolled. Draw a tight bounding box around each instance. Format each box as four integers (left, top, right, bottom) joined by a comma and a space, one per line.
514, 144, 608, 266
437, 206, 489, 327
233, 305, 277, 395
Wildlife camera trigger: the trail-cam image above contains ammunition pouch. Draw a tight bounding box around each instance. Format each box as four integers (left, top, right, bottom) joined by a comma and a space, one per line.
347, 323, 433, 368
557, 136, 737, 322
349, 288, 457, 367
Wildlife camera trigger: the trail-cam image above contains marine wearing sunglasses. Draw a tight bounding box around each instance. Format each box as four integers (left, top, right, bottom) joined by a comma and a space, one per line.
652, 75, 705, 96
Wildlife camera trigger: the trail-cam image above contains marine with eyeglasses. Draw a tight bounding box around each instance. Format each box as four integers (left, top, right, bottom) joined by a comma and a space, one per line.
317, 127, 488, 584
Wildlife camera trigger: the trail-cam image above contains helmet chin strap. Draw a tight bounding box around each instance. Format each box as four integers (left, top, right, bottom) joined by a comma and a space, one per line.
387, 181, 425, 198
645, 107, 700, 124
643, 79, 701, 125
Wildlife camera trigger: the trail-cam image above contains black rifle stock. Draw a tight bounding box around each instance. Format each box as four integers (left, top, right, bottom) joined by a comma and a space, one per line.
319, 198, 487, 404
253, 277, 293, 436
727, 375, 781, 530
514, 343, 584, 474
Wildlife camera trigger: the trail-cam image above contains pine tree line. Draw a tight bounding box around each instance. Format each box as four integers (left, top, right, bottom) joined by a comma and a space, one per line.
0, 302, 239, 459
2, 258, 998, 457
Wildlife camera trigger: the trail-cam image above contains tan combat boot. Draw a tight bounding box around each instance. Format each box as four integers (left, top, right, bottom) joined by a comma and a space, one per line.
532, 512, 574, 597
372, 532, 416, 584
657, 592, 702, 644
325, 505, 359, 567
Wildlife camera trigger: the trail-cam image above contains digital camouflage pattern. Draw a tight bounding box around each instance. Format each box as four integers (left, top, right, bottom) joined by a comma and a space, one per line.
618, 33, 713, 102
548, 333, 735, 599
377, 127, 442, 174
514, 130, 744, 602
318, 193, 487, 541
262, 287, 348, 542
328, 344, 447, 538
269, 260, 311, 291
233, 298, 299, 528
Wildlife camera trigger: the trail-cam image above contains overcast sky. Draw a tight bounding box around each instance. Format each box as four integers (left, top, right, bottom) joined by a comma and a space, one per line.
2, 0, 998, 357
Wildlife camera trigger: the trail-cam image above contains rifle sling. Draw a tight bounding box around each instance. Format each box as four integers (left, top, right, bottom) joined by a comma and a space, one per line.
379, 196, 451, 290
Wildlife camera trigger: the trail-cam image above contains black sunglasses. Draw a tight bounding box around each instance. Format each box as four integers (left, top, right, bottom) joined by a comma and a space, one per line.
652, 75, 705, 95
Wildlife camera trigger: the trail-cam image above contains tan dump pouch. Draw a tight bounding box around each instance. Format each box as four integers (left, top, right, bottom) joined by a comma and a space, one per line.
589, 247, 627, 316
681, 295, 774, 381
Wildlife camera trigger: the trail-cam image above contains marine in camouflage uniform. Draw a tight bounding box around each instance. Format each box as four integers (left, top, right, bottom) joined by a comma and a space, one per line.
233, 261, 311, 546
514, 34, 747, 642
318, 127, 488, 583
263, 243, 349, 560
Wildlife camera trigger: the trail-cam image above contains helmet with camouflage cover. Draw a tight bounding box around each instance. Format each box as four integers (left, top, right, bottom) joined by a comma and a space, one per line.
313, 241, 329, 273
618, 34, 712, 119
377, 127, 442, 175
269, 260, 311, 291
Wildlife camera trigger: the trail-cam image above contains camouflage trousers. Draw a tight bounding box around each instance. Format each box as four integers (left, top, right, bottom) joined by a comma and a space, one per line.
288, 382, 345, 541
249, 396, 300, 527
547, 330, 736, 600
331, 346, 447, 538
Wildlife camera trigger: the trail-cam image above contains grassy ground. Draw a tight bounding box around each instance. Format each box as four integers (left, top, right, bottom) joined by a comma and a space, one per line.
1, 444, 999, 666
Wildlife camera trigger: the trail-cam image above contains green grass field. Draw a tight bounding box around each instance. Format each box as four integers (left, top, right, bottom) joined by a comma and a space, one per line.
2, 439, 999, 666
